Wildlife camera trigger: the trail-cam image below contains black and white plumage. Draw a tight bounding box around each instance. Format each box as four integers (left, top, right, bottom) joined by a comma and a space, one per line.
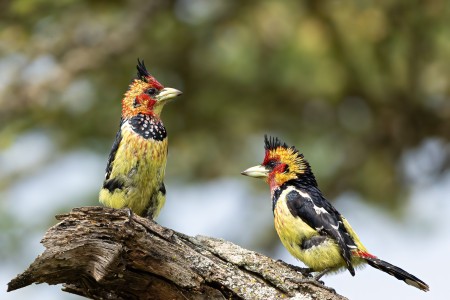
241, 135, 429, 291
282, 183, 357, 276
129, 113, 167, 141
99, 59, 181, 219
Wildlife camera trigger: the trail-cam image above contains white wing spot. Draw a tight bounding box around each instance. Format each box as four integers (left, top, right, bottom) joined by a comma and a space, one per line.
313, 205, 329, 215
297, 190, 312, 200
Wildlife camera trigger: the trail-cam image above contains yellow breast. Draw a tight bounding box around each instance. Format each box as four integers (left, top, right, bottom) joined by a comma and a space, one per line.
273, 186, 369, 272
99, 123, 168, 216
273, 187, 345, 272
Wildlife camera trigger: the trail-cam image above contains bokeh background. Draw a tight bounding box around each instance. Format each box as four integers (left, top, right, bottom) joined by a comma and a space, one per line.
1, 1, 449, 299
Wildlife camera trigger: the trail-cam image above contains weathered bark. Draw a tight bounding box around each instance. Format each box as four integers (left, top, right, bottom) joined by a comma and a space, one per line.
7, 206, 346, 300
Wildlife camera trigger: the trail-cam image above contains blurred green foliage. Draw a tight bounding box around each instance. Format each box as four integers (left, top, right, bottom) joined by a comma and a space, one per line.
0, 0, 449, 211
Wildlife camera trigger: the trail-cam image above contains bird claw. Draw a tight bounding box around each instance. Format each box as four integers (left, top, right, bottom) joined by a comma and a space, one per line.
276, 259, 313, 277
282, 266, 335, 293
124, 208, 134, 226
288, 277, 336, 293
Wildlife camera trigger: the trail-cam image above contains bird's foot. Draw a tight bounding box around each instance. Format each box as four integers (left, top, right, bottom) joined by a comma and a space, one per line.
124, 208, 134, 226
289, 277, 336, 293
276, 259, 313, 277
312, 269, 329, 281
286, 268, 335, 293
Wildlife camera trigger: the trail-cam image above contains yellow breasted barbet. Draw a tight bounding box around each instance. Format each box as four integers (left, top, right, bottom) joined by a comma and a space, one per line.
241, 135, 429, 291
99, 59, 182, 219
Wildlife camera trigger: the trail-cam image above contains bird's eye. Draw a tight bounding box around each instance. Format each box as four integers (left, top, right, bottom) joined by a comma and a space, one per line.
146, 88, 158, 96
133, 97, 140, 108
267, 161, 277, 168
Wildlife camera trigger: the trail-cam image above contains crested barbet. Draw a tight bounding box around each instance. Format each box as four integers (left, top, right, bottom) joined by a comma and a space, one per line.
241, 135, 429, 292
99, 59, 182, 219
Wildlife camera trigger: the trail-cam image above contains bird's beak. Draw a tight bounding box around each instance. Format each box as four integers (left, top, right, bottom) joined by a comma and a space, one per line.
241, 165, 270, 179
156, 87, 182, 103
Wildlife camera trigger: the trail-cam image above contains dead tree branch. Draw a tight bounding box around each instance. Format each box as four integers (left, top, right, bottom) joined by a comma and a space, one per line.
7, 206, 346, 300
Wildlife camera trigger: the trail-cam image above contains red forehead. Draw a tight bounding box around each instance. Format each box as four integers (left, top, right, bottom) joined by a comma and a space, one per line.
145, 76, 164, 90
263, 150, 280, 165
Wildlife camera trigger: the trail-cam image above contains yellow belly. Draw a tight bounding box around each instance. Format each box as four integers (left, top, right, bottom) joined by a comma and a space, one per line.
99, 129, 167, 218
273, 190, 367, 272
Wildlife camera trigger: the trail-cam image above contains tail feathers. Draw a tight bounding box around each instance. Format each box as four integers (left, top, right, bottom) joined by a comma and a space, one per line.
364, 256, 429, 292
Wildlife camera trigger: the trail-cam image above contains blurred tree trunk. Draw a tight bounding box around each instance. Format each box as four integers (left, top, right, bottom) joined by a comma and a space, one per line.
7, 207, 346, 300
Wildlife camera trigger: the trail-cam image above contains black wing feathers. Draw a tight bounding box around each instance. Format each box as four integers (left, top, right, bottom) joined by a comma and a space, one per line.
285, 186, 356, 275
159, 182, 166, 195
301, 236, 328, 250
105, 120, 123, 181
103, 123, 125, 192
103, 177, 125, 192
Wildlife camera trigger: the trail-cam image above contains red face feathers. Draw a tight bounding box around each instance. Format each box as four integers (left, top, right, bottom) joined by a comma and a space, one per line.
121, 59, 182, 119
242, 135, 317, 190
136, 59, 164, 90
262, 135, 317, 188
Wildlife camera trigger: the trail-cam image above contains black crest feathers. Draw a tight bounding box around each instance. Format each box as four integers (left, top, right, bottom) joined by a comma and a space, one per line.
137, 58, 150, 82
264, 135, 289, 151
264, 135, 316, 186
